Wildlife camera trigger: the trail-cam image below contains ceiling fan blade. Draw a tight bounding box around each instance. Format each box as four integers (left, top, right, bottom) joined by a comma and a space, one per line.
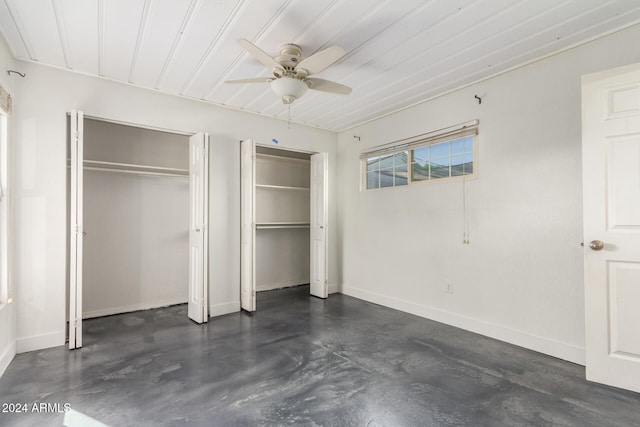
306, 78, 352, 95
224, 77, 272, 84
295, 45, 345, 75
237, 39, 281, 69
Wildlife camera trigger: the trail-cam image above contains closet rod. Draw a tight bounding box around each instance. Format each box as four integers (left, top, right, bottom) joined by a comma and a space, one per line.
256, 184, 310, 191
83, 166, 189, 179
256, 223, 311, 229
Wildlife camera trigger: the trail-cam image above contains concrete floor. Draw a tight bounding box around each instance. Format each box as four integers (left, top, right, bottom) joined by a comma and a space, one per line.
1, 286, 640, 427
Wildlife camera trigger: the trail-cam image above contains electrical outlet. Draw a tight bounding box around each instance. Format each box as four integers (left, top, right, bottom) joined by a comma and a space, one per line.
445, 283, 454, 294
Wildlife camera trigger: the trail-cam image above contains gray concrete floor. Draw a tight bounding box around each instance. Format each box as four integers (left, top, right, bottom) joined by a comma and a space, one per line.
1, 285, 640, 426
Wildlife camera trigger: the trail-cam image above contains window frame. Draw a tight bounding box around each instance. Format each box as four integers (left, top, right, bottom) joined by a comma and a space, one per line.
360, 121, 479, 191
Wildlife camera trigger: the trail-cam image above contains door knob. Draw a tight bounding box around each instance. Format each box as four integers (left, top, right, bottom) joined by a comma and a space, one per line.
589, 240, 604, 251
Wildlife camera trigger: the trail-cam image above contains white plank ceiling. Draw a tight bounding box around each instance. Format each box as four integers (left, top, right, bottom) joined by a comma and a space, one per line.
1, 0, 639, 131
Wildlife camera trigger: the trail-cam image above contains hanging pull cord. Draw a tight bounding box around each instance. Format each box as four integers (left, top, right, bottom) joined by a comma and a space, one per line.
462, 176, 470, 244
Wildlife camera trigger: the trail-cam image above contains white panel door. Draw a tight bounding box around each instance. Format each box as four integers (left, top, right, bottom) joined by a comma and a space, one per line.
188, 132, 209, 323
583, 62, 640, 393
69, 110, 83, 349
240, 139, 256, 311
310, 153, 328, 299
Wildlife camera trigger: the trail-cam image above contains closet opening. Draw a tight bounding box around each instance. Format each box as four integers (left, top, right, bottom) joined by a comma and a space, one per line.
67, 112, 209, 349
256, 146, 311, 294
240, 141, 328, 312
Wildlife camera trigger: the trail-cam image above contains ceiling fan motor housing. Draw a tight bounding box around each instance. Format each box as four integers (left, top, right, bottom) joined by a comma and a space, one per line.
276, 44, 302, 67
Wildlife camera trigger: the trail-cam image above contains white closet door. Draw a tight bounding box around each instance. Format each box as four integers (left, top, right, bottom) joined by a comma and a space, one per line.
188, 132, 209, 323
240, 139, 256, 311
583, 63, 640, 392
69, 110, 84, 349
310, 153, 328, 298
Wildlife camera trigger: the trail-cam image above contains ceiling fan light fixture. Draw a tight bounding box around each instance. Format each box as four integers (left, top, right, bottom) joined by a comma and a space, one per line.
271, 77, 308, 104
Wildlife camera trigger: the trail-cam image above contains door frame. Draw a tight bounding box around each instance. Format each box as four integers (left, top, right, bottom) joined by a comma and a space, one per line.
582, 62, 640, 393
67, 112, 209, 348
239, 141, 329, 312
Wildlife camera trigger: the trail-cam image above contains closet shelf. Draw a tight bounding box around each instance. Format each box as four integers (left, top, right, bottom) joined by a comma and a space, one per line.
256, 184, 310, 191
256, 153, 310, 164
256, 222, 311, 229
82, 160, 189, 178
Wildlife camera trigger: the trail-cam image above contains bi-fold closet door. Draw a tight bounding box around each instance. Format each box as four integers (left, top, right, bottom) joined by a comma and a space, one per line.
68, 110, 210, 350
240, 139, 328, 312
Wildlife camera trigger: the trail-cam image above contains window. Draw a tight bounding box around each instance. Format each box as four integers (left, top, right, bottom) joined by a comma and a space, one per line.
362, 121, 477, 190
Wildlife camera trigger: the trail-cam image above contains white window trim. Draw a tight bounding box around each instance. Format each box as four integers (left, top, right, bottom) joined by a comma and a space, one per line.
0, 103, 11, 308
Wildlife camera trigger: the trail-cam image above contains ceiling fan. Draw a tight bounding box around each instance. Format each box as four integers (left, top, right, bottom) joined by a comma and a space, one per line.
225, 39, 352, 104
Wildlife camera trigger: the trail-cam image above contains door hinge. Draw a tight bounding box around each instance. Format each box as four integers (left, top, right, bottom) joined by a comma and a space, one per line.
74, 224, 80, 234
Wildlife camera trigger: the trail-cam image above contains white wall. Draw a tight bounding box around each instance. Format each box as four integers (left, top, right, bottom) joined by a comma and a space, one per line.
12, 61, 337, 353
0, 33, 15, 376
337, 24, 640, 365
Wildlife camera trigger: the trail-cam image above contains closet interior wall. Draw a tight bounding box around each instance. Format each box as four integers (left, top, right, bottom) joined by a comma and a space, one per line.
81, 119, 190, 318
255, 146, 311, 291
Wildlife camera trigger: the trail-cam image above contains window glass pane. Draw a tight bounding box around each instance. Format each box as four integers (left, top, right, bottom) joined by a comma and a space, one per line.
395, 173, 408, 186
367, 171, 379, 189
395, 157, 408, 186
366, 156, 380, 172
464, 160, 473, 175
451, 161, 464, 176
430, 157, 450, 179
451, 138, 463, 155
412, 146, 429, 166
380, 170, 394, 188
393, 151, 408, 168
461, 153, 473, 166
451, 153, 473, 176
463, 137, 473, 153
412, 162, 430, 181
378, 154, 395, 171
450, 153, 470, 166
430, 142, 450, 159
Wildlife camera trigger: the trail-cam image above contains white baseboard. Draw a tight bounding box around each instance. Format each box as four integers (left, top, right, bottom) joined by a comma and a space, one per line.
328, 283, 339, 294
341, 285, 585, 366
0, 340, 16, 377
209, 300, 240, 318
83, 297, 188, 319
17, 330, 65, 354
